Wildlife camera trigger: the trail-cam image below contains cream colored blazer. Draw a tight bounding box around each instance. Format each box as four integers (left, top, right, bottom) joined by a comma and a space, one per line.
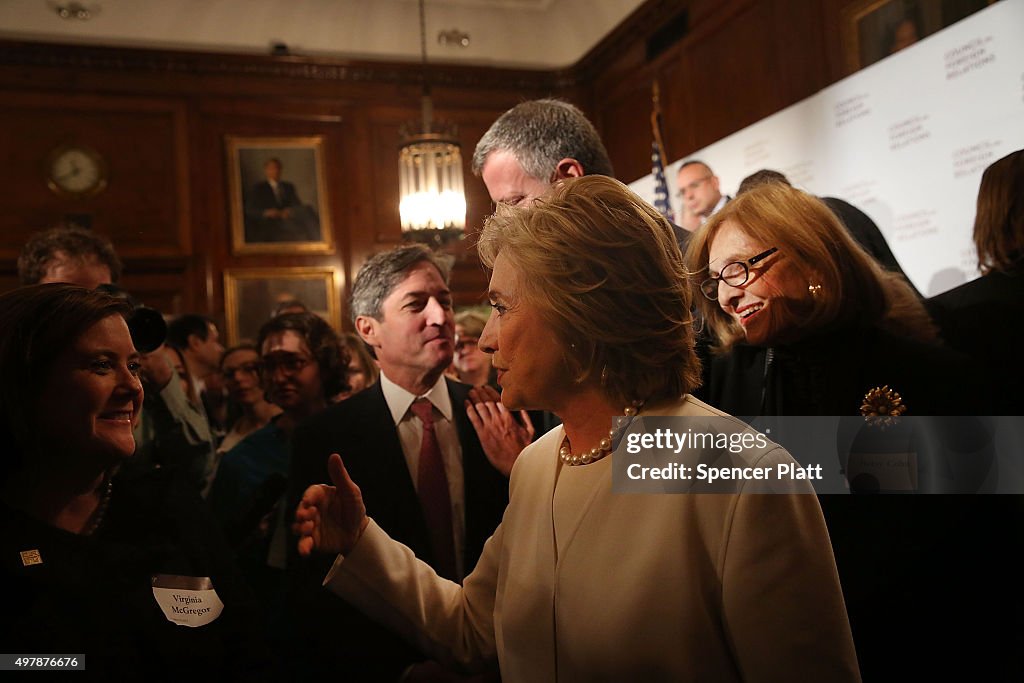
325, 395, 861, 682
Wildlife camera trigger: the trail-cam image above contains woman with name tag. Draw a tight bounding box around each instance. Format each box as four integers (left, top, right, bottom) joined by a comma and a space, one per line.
685, 183, 1022, 680
0, 284, 270, 678
294, 176, 859, 682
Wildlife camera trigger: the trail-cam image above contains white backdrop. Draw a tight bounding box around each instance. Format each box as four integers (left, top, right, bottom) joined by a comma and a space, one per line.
630, 0, 1024, 296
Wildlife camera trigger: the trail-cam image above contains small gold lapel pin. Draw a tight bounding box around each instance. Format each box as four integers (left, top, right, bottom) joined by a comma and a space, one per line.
20, 549, 43, 566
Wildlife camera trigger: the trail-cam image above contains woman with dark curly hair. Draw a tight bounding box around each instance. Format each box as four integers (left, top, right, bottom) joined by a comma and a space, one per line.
0, 284, 269, 678
209, 312, 348, 545
293, 176, 858, 681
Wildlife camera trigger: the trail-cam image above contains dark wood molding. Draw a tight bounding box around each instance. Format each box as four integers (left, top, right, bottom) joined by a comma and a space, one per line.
0, 39, 561, 91
567, 0, 690, 84
0, 0, 847, 313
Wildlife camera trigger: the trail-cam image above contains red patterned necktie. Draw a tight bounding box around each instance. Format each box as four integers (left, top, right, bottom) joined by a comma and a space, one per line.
410, 398, 457, 580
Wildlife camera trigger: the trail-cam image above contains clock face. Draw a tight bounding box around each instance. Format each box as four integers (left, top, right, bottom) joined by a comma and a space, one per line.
47, 145, 107, 197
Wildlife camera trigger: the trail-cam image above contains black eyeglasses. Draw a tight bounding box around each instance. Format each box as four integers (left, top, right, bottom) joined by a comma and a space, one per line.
700, 247, 779, 300
260, 355, 313, 375
221, 362, 261, 379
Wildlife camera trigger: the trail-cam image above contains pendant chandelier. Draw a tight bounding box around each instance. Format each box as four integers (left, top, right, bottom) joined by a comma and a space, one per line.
398, 0, 466, 245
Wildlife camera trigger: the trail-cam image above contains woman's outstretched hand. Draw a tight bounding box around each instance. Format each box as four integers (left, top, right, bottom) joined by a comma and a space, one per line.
294, 453, 368, 557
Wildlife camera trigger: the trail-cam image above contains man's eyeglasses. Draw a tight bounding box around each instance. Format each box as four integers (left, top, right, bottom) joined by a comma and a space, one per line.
221, 362, 261, 380
678, 175, 712, 197
260, 355, 313, 374
700, 247, 779, 301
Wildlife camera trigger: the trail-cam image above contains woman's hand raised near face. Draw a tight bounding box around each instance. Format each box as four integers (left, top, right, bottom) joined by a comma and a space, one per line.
294, 453, 369, 557
466, 385, 535, 478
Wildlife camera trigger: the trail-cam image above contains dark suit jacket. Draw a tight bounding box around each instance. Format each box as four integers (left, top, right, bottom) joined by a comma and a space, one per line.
669, 220, 692, 255
699, 325, 1023, 679
821, 197, 918, 294
285, 378, 509, 680
927, 267, 1024, 414
246, 180, 300, 217
244, 180, 321, 243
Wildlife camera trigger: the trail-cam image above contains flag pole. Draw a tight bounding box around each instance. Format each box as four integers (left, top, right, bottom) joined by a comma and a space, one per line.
649, 79, 675, 223
651, 81, 668, 163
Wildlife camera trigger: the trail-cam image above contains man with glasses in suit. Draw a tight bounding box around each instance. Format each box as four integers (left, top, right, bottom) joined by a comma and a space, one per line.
677, 159, 729, 231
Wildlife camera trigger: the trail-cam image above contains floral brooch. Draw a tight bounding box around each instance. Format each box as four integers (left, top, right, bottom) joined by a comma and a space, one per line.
861, 385, 907, 428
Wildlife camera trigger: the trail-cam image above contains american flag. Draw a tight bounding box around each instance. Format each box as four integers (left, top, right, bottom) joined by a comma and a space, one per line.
651, 140, 674, 222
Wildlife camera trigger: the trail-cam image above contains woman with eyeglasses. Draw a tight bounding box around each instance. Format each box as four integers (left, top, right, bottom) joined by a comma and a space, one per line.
453, 310, 495, 387
208, 312, 350, 660
686, 182, 952, 417
209, 313, 348, 547
218, 344, 282, 456
685, 183, 1019, 680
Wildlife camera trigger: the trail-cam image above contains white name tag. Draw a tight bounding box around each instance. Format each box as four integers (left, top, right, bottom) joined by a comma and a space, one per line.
151, 574, 224, 628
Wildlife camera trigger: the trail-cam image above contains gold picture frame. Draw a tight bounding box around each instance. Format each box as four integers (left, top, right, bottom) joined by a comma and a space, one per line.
843, 0, 995, 73
226, 135, 334, 254
223, 266, 341, 345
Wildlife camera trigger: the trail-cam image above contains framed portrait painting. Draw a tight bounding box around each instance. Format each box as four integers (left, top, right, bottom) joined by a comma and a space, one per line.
843, 0, 995, 72
226, 136, 334, 254
223, 266, 341, 345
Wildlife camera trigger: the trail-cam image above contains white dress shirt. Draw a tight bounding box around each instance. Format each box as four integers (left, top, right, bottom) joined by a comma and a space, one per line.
379, 372, 466, 579
701, 194, 730, 224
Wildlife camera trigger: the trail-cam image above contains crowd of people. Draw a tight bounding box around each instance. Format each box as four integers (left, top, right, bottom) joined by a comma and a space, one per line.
2, 97, 1021, 681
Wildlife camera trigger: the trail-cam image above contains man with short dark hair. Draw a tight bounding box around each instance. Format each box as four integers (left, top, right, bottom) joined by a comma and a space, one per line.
287, 244, 509, 680
166, 314, 225, 397
676, 159, 728, 230
164, 313, 225, 493
18, 224, 123, 289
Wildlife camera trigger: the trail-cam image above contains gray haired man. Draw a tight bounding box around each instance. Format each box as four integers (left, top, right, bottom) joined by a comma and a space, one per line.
474, 98, 690, 249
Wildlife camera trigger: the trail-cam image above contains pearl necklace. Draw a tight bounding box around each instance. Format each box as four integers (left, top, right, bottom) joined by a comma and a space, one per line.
558, 401, 643, 466
83, 476, 113, 536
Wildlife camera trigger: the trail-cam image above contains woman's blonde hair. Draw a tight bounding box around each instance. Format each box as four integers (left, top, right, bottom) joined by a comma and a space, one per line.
684, 183, 935, 352
477, 175, 701, 406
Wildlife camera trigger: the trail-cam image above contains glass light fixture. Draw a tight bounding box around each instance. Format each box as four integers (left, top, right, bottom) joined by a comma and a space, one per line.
398, 0, 466, 246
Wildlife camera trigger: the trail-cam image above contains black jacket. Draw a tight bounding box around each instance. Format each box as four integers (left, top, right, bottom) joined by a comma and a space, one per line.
699, 326, 1021, 680
284, 378, 509, 680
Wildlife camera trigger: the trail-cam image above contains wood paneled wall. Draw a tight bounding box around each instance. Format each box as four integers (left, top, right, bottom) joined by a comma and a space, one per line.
0, 0, 864, 331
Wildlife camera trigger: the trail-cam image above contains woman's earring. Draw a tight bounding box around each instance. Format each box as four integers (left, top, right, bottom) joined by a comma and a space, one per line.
807, 283, 823, 297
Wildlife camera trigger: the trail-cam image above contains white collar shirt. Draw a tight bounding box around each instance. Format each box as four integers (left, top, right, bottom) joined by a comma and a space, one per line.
701, 194, 730, 224
380, 371, 466, 579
